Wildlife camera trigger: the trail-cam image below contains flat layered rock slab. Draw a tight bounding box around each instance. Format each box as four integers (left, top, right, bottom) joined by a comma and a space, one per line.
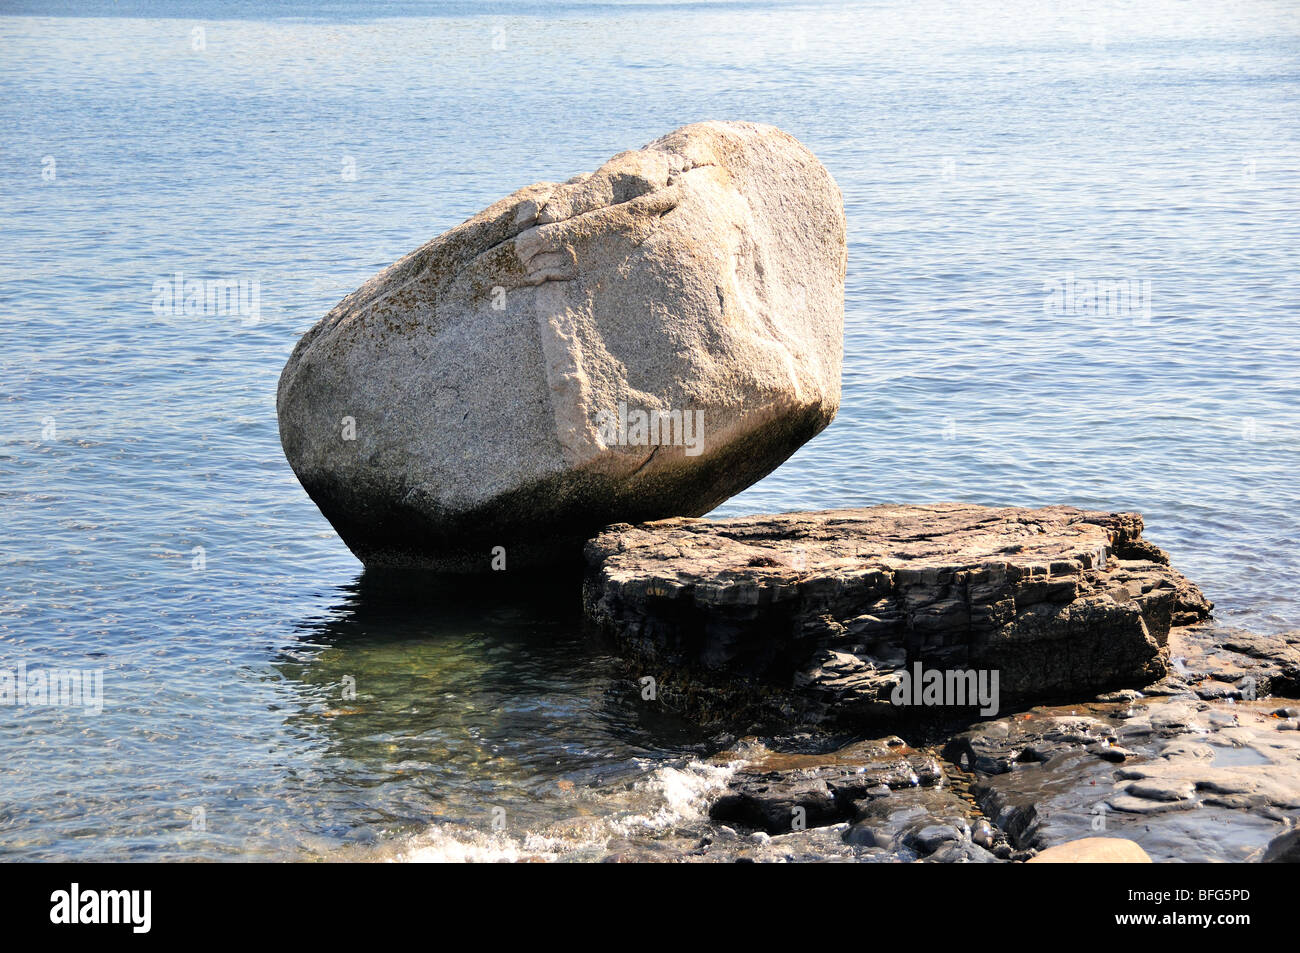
1168, 624, 1300, 699
583, 504, 1212, 727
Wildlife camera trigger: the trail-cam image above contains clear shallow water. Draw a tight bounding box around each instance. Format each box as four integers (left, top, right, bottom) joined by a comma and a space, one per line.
2, 0, 1298, 860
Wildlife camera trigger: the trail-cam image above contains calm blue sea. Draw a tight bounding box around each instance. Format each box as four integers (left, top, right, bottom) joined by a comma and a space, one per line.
2, 0, 1299, 860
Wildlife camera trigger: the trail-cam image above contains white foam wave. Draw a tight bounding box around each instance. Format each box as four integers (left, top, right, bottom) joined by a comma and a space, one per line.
391, 757, 742, 863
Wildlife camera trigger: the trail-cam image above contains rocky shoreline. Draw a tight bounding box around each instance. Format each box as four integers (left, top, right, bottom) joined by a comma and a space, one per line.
274, 122, 1298, 862
581, 506, 1300, 862
607, 687, 1298, 864
584, 626, 1300, 864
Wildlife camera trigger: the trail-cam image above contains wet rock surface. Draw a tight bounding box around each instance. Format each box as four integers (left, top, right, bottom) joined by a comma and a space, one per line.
1262, 827, 1300, 862
708, 736, 945, 834
946, 694, 1300, 862
644, 685, 1300, 863
682, 736, 1008, 862
590, 620, 1300, 863
585, 504, 1211, 727
454, 622, 1300, 863
1167, 624, 1300, 699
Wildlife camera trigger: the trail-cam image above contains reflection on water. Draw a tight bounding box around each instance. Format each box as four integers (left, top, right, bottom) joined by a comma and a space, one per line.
274, 572, 721, 861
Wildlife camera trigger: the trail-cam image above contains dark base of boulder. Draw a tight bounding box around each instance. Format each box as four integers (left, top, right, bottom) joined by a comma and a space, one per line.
583, 504, 1213, 729
290, 403, 832, 572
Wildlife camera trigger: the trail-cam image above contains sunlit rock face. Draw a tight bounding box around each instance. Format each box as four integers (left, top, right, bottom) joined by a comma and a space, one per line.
278, 121, 845, 570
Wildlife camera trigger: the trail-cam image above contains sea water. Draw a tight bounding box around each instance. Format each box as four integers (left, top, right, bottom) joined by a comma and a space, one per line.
2, 0, 1298, 860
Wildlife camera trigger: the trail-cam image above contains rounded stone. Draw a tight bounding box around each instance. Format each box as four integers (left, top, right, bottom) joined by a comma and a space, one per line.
277, 121, 846, 571
1027, 837, 1153, 863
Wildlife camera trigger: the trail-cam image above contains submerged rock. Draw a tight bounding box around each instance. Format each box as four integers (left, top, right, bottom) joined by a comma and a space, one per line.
278, 121, 845, 570
584, 504, 1211, 727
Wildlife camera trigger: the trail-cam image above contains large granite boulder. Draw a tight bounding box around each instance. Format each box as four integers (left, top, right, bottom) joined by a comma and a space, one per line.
583, 504, 1213, 727
277, 121, 845, 570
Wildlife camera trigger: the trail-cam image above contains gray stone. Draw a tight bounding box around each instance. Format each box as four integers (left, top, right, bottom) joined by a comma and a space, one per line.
1262, 828, 1300, 862
924, 841, 998, 863
843, 822, 889, 848
706, 736, 941, 834
1088, 742, 1133, 763
584, 504, 1211, 726
1125, 779, 1196, 802
277, 121, 845, 570
1169, 626, 1300, 699
904, 823, 964, 855
971, 818, 996, 849
956, 695, 1300, 862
